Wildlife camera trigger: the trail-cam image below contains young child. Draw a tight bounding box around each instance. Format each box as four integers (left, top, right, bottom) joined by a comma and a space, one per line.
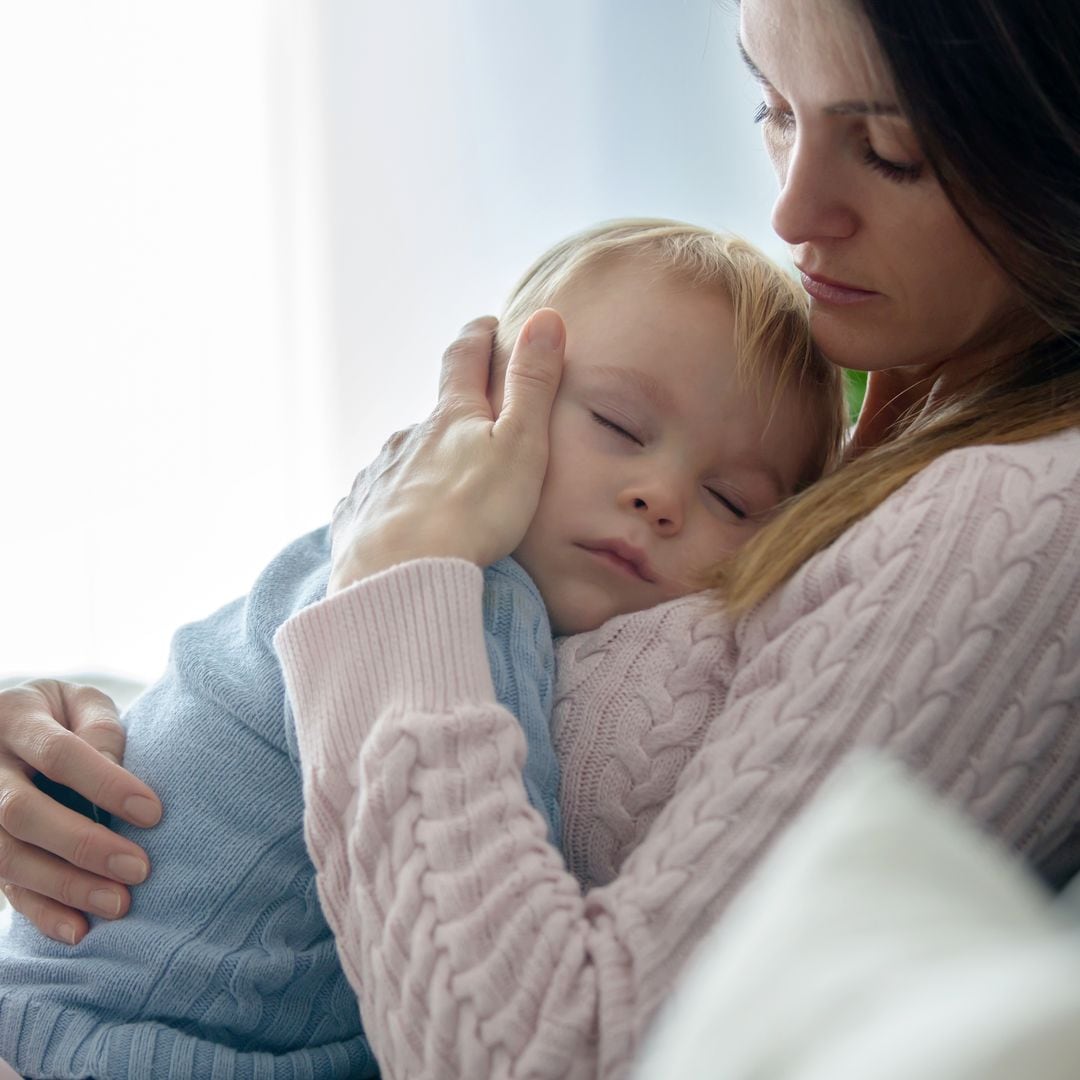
0, 220, 844, 1079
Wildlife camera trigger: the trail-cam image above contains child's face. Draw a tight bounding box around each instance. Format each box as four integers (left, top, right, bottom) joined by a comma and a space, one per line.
511, 258, 821, 635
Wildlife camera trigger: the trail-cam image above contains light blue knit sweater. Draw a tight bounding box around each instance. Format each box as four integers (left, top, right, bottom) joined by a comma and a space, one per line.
0, 527, 560, 1079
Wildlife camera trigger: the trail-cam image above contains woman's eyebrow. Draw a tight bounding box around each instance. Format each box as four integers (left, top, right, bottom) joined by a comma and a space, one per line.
738, 36, 902, 117
737, 38, 773, 89
826, 100, 902, 118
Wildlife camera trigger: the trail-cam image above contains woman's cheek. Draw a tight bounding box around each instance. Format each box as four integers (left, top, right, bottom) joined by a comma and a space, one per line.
763, 134, 789, 184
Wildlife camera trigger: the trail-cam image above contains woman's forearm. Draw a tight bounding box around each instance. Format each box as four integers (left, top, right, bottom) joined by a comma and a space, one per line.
277, 559, 605, 1078
278, 441, 1080, 1079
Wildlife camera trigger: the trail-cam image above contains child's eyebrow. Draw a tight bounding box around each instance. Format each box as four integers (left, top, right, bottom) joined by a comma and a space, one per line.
586, 364, 676, 412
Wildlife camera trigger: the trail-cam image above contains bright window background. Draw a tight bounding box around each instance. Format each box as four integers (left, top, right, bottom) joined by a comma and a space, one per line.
0, 1, 778, 685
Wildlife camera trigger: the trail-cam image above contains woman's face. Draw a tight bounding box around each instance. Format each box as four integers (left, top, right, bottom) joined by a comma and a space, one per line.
739, 0, 1019, 375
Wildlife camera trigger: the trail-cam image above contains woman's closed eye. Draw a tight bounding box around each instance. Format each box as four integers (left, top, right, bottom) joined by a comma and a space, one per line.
754, 102, 924, 184
753, 101, 794, 135
591, 411, 643, 446
861, 141, 923, 183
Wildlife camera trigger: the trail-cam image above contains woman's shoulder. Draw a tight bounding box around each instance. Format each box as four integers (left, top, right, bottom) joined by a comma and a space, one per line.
751, 428, 1080, 643
845, 428, 1080, 563
901, 427, 1080, 507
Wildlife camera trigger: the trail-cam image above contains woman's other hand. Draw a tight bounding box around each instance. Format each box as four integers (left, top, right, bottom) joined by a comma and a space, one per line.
328, 310, 565, 593
0, 680, 162, 945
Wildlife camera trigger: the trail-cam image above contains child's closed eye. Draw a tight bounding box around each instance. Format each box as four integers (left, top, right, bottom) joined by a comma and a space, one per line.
591, 411, 643, 446
706, 487, 747, 520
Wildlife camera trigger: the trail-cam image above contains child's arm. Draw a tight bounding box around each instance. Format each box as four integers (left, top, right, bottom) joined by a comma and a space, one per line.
481, 558, 561, 845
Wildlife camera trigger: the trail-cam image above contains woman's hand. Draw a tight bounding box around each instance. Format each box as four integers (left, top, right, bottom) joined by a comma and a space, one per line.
328, 310, 566, 593
0, 680, 162, 945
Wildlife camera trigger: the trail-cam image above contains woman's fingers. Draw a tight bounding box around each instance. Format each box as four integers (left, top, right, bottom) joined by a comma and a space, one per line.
2, 881, 87, 945
327, 310, 565, 587
494, 308, 565, 456
3, 881, 93, 945
53, 681, 128, 767
1, 833, 135, 920
1, 843, 132, 946
0, 766, 150, 885
437, 315, 499, 407
1, 682, 161, 827
0, 680, 160, 943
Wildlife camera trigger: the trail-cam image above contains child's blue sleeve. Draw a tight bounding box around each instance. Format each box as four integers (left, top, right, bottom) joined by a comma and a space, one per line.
481, 558, 562, 847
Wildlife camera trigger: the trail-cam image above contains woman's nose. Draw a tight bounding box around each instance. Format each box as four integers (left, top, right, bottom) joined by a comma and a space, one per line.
619, 484, 683, 535
769, 135, 859, 246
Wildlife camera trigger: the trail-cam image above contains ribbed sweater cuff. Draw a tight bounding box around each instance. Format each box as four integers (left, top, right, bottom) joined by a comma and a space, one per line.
274, 558, 496, 770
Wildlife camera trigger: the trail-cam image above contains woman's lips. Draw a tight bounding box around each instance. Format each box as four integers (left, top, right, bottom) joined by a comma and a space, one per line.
798, 270, 880, 306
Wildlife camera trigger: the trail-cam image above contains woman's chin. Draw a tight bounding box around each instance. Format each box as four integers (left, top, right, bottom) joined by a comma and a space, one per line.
810, 311, 909, 374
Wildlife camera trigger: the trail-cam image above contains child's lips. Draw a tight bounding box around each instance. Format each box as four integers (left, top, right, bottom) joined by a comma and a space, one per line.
577, 539, 657, 583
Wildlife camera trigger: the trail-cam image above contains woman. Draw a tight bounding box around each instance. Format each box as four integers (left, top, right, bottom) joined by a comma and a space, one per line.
3, 0, 1079, 1076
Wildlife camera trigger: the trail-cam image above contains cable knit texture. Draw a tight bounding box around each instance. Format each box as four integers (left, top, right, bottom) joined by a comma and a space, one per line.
0, 532, 559, 1080
275, 431, 1080, 1080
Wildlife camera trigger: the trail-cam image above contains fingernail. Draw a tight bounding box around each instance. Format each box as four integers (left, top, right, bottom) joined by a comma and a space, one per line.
106, 853, 148, 885
1, 884, 14, 905
122, 794, 161, 827
525, 309, 564, 350
56, 921, 78, 945
89, 889, 122, 917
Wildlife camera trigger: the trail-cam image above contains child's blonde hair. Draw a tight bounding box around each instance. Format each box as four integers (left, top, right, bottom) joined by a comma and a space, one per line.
495, 218, 846, 491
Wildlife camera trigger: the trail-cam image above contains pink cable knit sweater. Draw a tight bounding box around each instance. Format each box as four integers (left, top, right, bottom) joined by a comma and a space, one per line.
275, 432, 1080, 1080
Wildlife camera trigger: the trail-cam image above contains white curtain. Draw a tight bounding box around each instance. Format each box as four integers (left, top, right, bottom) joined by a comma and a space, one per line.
317, 0, 780, 471
0, 1, 776, 685
0, 1, 335, 681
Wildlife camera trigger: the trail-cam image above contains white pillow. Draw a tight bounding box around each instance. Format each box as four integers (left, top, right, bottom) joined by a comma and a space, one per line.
635, 752, 1080, 1080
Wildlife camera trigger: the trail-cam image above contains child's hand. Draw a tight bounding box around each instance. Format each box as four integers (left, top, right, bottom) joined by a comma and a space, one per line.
328, 310, 565, 593
0, 680, 162, 945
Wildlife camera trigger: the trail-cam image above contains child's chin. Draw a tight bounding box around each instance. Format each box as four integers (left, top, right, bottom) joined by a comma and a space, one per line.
549, 607, 606, 638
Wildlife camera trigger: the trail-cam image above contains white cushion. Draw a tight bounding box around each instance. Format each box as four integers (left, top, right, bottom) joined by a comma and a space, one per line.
635, 752, 1080, 1080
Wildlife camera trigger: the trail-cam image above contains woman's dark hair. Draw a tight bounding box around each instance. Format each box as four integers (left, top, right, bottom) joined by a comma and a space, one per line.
857, 0, 1080, 341
716, 0, 1080, 613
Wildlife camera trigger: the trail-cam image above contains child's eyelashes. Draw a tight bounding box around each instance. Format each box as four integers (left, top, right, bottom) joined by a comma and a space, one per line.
591, 411, 643, 446
706, 488, 748, 520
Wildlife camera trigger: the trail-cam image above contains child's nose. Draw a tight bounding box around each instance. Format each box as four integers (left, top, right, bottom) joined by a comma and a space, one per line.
619, 485, 683, 535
